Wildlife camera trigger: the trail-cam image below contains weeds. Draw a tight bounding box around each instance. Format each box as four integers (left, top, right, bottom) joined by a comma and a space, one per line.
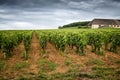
0, 60, 6, 71
13, 62, 28, 70
38, 59, 57, 72
21, 50, 29, 60
64, 58, 71, 66
115, 60, 120, 65
85, 58, 104, 66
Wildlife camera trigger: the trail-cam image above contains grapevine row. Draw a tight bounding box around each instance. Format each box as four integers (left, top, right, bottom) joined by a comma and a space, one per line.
0, 31, 32, 59
36, 29, 120, 55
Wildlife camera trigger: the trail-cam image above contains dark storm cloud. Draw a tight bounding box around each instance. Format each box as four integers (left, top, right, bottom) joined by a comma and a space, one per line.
111, 0, 120, 2
0, 0, 120, 12
0, 0, 63, 8
0, 0, 120, 9
0, 0, 120, 30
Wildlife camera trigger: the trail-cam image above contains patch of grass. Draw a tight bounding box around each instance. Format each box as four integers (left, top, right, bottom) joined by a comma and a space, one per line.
13, 62, 28, 70
92, 66, 116, 78
21, 50, 29, 60
0, 76, 4, 80
95, 51, 104, 56
76, 73, 94, 78
49, 72, 75, 80
50, 71, 92, 80
116, 70, 120, 74
19, 77, 28, 80
0, 60, 6, 71
115, 60, 120, 65
36, 73, 48, 80
92, 67, 115, 71
68, 64, 81, 72
38, 59, 57, 72
60, 51, 67, 57
85, 58, 104, 66
48, 64, 82, 80
64, 58, 71, 66
17, 72, 48, 80
41, 49, 46, 54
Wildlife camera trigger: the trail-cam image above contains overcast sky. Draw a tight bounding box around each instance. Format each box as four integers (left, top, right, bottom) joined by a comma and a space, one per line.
0, 0, 120, 30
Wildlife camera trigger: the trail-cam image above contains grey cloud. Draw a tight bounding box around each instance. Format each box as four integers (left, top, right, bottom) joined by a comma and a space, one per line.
111, 0, 120, 2
0, 8, 84, 29
0, 0, 63, 8
0, 0, 120, 30
0, 0, 120, 12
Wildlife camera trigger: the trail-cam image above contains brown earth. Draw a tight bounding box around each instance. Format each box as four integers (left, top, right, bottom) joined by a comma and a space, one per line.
2, 42, 25, 79
27, 32, 41, 74
45, 42, 67, 74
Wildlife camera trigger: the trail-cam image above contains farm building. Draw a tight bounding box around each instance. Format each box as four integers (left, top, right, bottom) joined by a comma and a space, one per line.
88, 19, 120, 28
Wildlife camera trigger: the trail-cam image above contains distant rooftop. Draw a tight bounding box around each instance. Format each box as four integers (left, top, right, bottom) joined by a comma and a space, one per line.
89, 18, 120, 25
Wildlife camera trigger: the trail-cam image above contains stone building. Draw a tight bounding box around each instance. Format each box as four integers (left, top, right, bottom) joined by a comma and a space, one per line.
88, 19, 120, 28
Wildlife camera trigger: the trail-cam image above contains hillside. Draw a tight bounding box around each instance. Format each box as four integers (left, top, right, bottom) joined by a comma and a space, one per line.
59, 21, 90, 29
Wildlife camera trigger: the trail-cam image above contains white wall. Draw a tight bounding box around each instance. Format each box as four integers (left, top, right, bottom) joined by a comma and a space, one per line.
91, 25, 99, 28
91, 24, 120, 28
114, 25, 120, 28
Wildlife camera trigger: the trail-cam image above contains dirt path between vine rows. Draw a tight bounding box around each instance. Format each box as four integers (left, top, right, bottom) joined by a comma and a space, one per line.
28, 32, 41, 74
2, 42, 25, 79
45, 42, 67, 74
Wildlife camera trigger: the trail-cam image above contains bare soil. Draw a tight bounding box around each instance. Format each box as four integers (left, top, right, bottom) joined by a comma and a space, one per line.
2, 42, 25, 79
27, 32, 41, 74
45, 42, 67, 74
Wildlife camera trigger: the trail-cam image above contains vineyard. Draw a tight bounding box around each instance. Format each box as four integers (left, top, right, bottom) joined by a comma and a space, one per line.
0, 29, 120, 80
39, 29, 120, 54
